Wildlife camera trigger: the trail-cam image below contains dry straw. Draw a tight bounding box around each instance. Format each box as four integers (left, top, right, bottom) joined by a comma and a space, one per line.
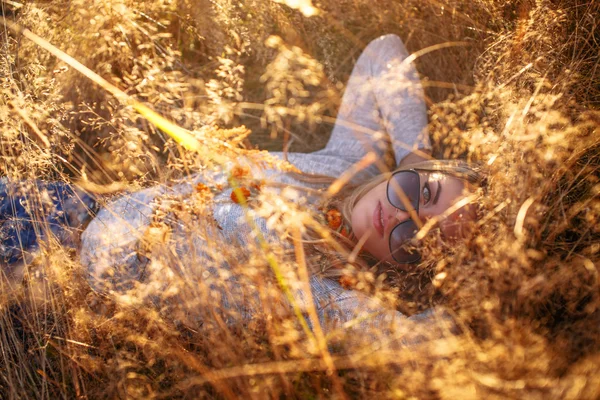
0, 0, 599, 398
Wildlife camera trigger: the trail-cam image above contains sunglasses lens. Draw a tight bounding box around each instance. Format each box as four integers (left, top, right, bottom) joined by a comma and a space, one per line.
387, 171, 420, 212
389, 220, 421, 264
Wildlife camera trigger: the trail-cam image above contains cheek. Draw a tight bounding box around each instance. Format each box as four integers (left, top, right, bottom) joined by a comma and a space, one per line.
440, 204, 477, 240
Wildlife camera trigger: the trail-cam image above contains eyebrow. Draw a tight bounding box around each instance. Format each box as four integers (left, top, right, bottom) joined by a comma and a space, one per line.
433, 180, 442, 205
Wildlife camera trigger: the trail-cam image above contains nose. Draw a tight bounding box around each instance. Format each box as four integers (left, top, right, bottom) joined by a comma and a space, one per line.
394, 208, 410, 223
394, 208, 427, 227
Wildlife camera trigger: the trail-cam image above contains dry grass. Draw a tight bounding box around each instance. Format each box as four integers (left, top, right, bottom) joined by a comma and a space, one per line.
0, 0, 599, 398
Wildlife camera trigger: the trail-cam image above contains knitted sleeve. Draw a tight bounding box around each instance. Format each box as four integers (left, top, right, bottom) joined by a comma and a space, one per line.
314, 34, 430, 168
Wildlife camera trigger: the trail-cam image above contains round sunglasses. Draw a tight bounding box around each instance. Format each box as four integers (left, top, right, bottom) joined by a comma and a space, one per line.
386, 170, 423, 264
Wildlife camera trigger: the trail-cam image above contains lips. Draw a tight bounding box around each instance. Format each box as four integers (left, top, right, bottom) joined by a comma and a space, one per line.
373, 201, 385, 238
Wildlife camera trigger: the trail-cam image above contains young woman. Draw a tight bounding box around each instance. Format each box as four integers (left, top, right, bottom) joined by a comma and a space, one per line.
0, 35, 481, 331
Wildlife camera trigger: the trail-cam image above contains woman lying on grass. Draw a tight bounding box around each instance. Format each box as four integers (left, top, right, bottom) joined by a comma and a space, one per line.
1, 35, 482, 333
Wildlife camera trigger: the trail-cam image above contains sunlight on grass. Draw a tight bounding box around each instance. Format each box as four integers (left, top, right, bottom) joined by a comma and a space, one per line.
0, 0, 599, 398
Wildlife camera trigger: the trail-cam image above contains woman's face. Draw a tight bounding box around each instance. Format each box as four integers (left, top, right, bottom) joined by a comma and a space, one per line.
351, 171, 477, 264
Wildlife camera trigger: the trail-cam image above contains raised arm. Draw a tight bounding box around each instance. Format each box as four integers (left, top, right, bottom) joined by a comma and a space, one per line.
315, 34, 431, 169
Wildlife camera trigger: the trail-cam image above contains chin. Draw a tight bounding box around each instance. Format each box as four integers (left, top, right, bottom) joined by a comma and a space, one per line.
351, 208, 369, 242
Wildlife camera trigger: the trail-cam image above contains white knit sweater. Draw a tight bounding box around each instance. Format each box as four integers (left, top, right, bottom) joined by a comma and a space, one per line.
81, 35, 439, 334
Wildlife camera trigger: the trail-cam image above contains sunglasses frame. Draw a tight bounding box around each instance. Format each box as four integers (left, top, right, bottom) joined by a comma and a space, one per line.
386, 170, 422, 264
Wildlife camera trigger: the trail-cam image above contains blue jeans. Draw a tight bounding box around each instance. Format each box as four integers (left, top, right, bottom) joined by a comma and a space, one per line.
0, 179, 98, 274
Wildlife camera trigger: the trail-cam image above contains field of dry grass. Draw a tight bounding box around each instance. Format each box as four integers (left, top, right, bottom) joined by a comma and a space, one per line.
0, 0, 599, 398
